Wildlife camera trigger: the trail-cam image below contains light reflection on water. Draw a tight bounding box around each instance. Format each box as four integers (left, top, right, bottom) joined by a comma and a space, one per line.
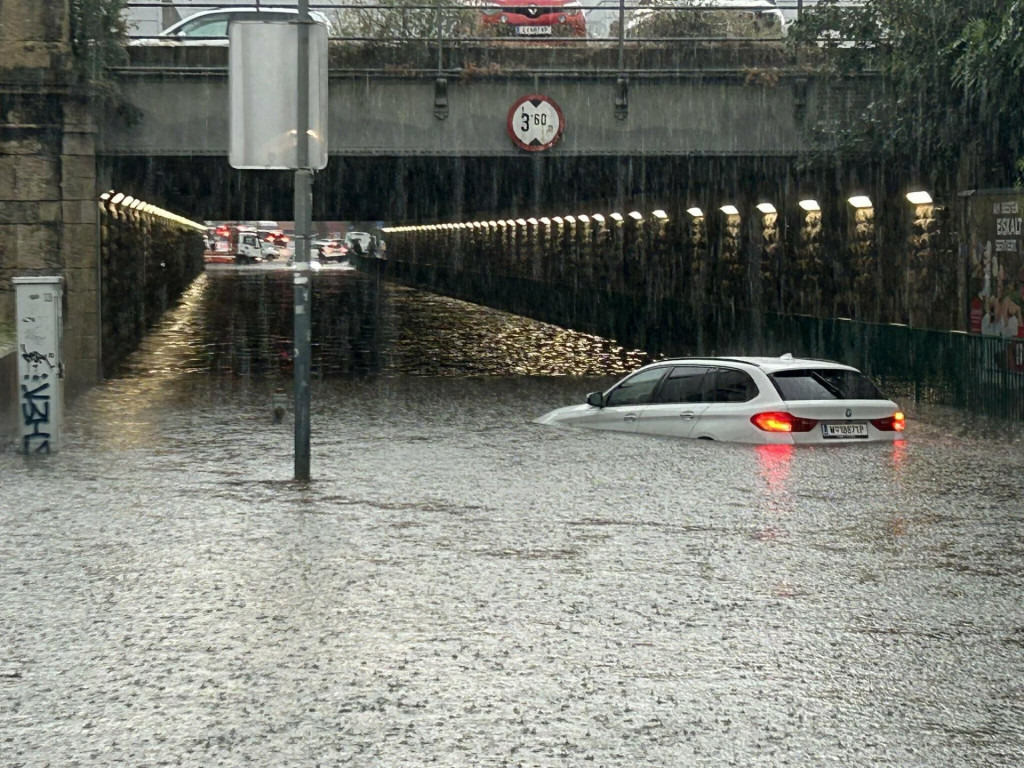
2, 271, 1023, 766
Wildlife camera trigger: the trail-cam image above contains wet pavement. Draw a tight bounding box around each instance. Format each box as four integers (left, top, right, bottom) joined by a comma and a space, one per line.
2, 272, 1023, 766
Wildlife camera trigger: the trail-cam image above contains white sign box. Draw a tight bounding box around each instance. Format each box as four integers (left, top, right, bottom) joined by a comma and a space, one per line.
14, 276, 64, 454
229, 20, 328, 170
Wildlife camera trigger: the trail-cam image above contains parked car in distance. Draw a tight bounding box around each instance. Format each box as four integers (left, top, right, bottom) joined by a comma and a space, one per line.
130, 6, 334, 44
318, 239, 348, 262
480, 0, 587, 38
343, 231, 373, 255
535, 354, 906, 444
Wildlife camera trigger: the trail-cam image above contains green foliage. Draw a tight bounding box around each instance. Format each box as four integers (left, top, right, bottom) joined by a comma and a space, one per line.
68, 0, 131, 118
325, 0, 479, 41
69, 0, 129, 80
628, 1, 785, 39
787, 0, 1024, 189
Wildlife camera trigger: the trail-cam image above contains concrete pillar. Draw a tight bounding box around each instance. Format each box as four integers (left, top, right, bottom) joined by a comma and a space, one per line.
1, 0, 100, 443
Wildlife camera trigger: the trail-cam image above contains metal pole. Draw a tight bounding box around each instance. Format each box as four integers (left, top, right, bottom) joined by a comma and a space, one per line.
294, 0, 312, 480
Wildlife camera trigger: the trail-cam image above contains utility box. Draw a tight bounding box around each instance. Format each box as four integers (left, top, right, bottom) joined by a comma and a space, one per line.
14, 276, 64, 454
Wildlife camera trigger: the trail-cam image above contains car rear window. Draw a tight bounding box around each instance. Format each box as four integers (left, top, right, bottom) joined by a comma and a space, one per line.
703, 367, 758, 403
770, 369, 885, 401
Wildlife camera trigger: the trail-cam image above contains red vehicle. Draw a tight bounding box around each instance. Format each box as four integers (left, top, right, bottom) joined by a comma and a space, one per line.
318, 239, 348, 263
480, 0, 586, 37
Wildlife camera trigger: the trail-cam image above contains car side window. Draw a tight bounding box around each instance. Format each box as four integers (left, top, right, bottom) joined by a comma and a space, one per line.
182, 17, 228, 36
605, 367, 667, 407
702, 367, 757, 403
652, 366, 709, 403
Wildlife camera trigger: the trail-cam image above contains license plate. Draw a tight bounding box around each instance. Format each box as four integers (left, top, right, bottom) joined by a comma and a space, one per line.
517, 25, 552, 35
820, 422, 868, 439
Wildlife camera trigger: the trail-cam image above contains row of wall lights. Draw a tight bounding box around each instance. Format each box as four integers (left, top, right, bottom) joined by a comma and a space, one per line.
691, 191, 933, 218
381, 209, 669, 234
100, 191, 206, 232
383, 191, 934, 233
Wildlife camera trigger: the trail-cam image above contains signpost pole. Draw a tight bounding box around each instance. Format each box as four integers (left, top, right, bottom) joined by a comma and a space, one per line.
293, 0, 312, 480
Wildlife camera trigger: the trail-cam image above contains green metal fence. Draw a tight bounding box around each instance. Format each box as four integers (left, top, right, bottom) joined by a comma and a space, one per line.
383, 257, 1024, 421
757, 315, 1024, 421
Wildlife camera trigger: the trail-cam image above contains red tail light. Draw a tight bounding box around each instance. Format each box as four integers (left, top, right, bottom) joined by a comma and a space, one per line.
751, 411, 817, 433
871, 411, 906, 432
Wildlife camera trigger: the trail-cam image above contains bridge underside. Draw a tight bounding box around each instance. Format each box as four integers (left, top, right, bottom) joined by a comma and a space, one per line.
100, 153, 877, 224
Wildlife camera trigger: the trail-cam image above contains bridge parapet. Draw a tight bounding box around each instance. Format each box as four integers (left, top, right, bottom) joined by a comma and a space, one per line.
106, 41, 876, 158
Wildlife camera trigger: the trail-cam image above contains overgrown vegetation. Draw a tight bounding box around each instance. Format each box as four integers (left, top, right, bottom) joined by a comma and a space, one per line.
324, 0, 480, 41
786, 0, 1024, 193
69, 0, 129, 95
627, 1, 786, 40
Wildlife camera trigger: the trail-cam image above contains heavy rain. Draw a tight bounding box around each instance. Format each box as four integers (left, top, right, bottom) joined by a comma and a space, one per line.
2, 1, 1024, 766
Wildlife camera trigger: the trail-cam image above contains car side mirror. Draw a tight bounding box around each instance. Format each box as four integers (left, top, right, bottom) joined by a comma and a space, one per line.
586, 391, 604, 407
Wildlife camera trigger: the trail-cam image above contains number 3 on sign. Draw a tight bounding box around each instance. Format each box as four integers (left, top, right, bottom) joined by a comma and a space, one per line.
507, 94, 565, 152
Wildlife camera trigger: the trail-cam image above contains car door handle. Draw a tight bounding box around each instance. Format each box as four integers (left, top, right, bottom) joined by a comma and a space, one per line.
680, 412, 696, 419
623, 414, 638, 422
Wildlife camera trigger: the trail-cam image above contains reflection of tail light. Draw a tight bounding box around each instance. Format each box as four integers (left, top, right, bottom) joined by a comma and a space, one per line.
751, 412, 816, 433
871, 412, 906, 432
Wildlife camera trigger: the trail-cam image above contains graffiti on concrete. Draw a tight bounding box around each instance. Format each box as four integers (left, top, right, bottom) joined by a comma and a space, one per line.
20, 344, 55, 454
20, 380, 52, 454
21, 344, 55, 369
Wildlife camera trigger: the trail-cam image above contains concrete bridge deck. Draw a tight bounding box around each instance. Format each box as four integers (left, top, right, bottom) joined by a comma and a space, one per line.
101, 41, 876, 158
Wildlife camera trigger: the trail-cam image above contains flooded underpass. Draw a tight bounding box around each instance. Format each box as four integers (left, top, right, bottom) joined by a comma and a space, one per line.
2, 268, 1023, 767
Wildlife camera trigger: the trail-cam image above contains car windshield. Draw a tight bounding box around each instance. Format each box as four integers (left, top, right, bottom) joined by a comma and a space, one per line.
770, 368, 885, 400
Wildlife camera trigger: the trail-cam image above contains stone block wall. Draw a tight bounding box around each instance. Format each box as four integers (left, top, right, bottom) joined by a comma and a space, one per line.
1, 0, 100, 443
99, 201, 205, 377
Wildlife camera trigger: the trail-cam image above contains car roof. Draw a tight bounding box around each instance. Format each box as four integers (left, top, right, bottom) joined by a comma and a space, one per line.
646, 354, 858, 374
160, 7, 331, 35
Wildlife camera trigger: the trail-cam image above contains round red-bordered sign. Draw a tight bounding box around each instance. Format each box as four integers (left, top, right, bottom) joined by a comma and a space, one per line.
507, 94, 565, 152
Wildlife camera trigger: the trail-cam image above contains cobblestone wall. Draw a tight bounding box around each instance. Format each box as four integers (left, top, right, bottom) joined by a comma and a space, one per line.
98, 201, 204, 377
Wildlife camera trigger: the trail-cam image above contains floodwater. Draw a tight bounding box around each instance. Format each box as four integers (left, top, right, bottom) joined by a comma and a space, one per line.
2, 270, 1023, 767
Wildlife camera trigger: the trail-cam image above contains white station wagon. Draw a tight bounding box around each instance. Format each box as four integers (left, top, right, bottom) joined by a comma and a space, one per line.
535, 354, 906, 444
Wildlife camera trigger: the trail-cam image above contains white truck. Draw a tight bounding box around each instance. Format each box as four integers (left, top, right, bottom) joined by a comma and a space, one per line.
231, 230, 264, 265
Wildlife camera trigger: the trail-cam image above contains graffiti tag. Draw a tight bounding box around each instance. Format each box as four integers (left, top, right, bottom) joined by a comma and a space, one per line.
21, 380, 51, 454
21, 344, 55, 370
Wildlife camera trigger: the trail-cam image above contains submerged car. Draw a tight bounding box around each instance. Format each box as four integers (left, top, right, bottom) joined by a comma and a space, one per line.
480, 0, 587, 37
535, 354, 905, 444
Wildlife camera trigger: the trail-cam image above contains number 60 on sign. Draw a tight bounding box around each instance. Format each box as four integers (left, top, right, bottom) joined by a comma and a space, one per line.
507, 94, 565, 152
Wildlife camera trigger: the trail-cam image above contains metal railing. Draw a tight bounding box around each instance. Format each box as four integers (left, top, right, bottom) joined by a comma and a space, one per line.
123, 1, 801, 45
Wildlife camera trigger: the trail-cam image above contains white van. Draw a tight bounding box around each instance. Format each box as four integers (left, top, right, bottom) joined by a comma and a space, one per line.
344, 231, 373, 255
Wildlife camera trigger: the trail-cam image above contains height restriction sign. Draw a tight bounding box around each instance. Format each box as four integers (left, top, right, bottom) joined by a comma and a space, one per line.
507, 94, 565, 152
